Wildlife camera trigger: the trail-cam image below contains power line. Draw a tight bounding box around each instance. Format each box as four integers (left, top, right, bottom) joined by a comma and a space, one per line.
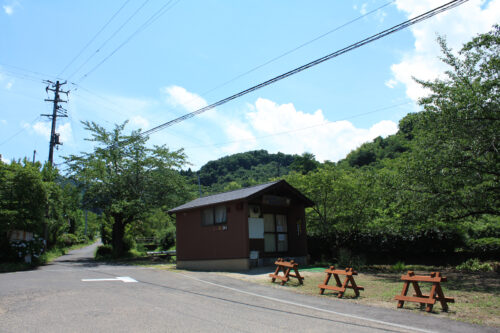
58, 0, 132, 77
141, 0, 468, 138
0, 68, 46, 83
66, 0, 151, 81
0, 116, 41, 147
199, 0, 395, 99
183, 101, 412, 149
71, 90, 129, 120
76, 0, 180, 84
0, 63, 58, 81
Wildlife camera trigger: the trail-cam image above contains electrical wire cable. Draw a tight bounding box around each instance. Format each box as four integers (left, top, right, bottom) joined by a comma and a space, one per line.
0, 116, 41, 147
0, 63, 58, 81
140, 0, 468, 138
76, 0, 180, 84
66, 0, 151, 81
71, 90, 129, 120
0, 68, 46, 83
73, 0, 384, 107
199, 0, 395, 99
183, 101, 412, 149
58, 0, 132, 77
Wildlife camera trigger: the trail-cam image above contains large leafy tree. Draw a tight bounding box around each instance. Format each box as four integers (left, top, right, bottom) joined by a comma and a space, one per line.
289, 152, 319, 175
401, 26, 500, 223
65, 121, 190, 256
0, 161, 46, 238
285, 164, 379, 240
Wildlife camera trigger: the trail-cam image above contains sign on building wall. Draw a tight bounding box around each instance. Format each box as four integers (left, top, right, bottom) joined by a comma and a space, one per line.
248, 217, 264, 239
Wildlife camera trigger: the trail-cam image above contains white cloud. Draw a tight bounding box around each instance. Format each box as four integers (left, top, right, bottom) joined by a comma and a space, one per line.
1, 154, 9, 164
360, 3, 368, 15
162, 85, 208, 112
391, 0, 500, 101
220, 121, 257, 155
57, 123, 72, 143
5, 81, 12, 90
219, 98, 398, 162
32, 121, 72, 143
3, 5, 13, 15
0, 119, 6, 125
3, 1, 19, 15
32, 121, 50, 138
385, 79, 398, 89
130, 115, 149, 129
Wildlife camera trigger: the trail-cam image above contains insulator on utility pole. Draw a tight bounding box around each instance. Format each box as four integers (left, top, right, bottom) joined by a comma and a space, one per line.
42, 80, 69, 165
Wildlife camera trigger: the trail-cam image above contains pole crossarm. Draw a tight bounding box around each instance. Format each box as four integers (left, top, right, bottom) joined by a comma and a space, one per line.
42, 80, 69, 164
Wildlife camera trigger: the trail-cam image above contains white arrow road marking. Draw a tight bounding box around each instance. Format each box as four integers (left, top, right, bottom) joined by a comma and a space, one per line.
81, 276, 138, 283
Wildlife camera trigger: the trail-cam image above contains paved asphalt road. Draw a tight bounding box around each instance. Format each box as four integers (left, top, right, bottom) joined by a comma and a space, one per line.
0, 243, 494, 332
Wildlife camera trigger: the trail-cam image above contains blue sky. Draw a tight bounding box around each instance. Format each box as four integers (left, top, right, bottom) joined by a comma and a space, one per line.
1, 0, 499, 169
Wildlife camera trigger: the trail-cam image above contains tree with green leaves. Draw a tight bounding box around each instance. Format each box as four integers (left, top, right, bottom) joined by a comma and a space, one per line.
65, 121, 190, 256
0, 161, 46, 242
285, 164, 379, 245
401, 26, 500, 223
289, 152, 319, 175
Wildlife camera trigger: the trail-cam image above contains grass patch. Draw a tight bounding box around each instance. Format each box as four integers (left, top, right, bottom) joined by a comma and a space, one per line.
248, 267, 500, 327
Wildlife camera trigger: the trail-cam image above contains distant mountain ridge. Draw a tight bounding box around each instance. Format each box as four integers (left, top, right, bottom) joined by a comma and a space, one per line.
181, 150, 297, 194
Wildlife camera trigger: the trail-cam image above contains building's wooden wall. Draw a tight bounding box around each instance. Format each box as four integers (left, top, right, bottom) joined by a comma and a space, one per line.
176, 201, 249, 261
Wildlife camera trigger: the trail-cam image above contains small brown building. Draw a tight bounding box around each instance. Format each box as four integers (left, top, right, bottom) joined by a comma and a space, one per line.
169, 180, 313, 271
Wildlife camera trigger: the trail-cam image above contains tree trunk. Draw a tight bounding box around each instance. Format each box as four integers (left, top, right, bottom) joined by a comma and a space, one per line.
111, 214, 125, 257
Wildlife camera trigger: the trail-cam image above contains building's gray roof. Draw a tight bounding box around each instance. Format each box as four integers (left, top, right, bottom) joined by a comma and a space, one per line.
169, 180, 313, 213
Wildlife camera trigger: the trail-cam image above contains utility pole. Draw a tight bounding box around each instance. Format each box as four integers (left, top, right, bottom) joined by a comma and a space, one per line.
32, 150, 36, 164
42, 80, 69, 165
41, 81, 69, 250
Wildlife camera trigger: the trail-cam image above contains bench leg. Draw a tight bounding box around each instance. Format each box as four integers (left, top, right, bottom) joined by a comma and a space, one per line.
320, 273, 331, 295
398, 281, 410, 308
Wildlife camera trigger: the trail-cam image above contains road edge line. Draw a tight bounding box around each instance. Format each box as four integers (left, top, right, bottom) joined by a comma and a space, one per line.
180, 273, 435, 333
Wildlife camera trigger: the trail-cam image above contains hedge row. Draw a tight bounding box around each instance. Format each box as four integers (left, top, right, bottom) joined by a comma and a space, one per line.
307, 230, 500, 264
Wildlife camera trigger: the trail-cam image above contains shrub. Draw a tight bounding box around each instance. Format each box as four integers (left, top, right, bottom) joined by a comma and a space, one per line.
95, 244, 113, 259
391, 261, 406, 272
78, 235, 89, 244
160, 228, 176, 250
456, 258, 493, 272
122, 234, 136, 252
7, 237, 45, 262
336, 248, 366, 270
467, 237, 500, 255
57, 233, 79, 247
100, 221, 112, 245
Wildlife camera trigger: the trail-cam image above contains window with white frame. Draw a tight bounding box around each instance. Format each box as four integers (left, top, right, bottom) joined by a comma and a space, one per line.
202, 206, 227, 226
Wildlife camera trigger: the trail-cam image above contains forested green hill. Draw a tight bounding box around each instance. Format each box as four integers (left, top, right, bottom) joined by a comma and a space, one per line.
182, 150, 309, 194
